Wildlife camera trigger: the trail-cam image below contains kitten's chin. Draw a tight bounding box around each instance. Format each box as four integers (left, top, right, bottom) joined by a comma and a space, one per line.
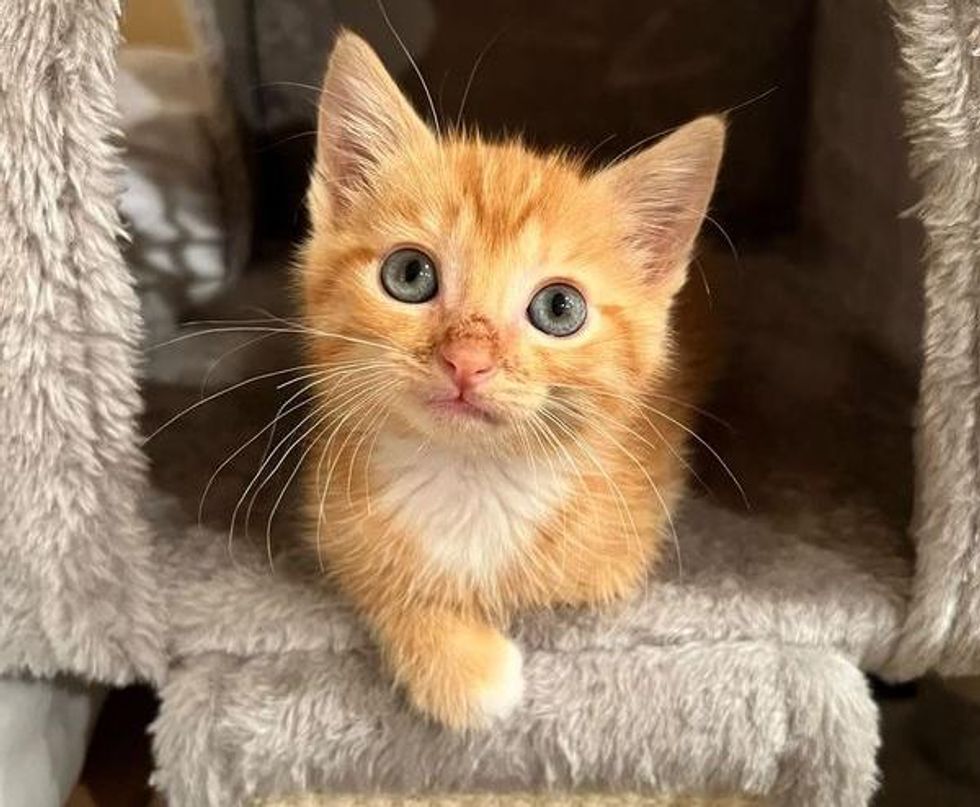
388, 395, 519, 451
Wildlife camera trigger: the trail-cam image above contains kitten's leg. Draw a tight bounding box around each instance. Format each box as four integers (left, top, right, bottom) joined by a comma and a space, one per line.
374, 606, 523, 730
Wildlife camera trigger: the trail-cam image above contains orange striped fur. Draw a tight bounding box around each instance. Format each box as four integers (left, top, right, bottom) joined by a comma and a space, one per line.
297, 32, 724, 729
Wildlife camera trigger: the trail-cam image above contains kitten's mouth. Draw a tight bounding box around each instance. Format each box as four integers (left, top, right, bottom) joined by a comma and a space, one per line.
427, 394, 499, 424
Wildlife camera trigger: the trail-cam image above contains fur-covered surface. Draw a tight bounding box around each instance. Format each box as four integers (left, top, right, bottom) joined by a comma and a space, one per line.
156, 495, 909, 671
142, 254, 899, 807
886, 0, 980, 679
153, 640, 876, 806
2, 0, 978, 805
0, 0, 164, 683
260, 795, 757, 806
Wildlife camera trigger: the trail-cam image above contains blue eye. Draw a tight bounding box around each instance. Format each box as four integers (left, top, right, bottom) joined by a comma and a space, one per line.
380, 248, 438, 303
527, 283, 587, 337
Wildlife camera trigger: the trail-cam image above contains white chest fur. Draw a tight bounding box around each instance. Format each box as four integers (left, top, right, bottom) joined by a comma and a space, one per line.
372, 436, 568, 585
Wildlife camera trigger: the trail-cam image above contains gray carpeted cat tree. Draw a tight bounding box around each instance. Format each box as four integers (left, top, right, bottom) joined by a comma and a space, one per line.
2, 1, 980, 806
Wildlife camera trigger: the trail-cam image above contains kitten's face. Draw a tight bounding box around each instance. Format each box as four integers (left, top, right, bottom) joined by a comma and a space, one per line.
300, 33, 723, 453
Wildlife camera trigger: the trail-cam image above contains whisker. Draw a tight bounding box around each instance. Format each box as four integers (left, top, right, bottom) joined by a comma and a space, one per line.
558, 394, 714, 500
259, 129, 317, 153
230, 397, 335, 557
197, 375, 329, 527
261, 362, 395, 468
147, 326, 309, 353
548, 381, 732, 430
346, 390, 399, 509
607, 85, 778, 167
260, 412, 336, 572
258, 79, 321, 94
692, 256, 713, 309
549, 398, 683, 579
376, 0, 441, 137
154, 312, 404, 356
534, 409, 646, 571
362, 407, 393, 516
314, 381, 402, 554
455, 29, 504, 131
569, 386, 749, 509
242, 370, 395, 539
537, 407, 642, 558
263, 382, 397, 571
634, 402, 748, 510
277, 359, 395, 390
199, 331, 279, 395
524, 415, 592, 571
142, 364, 324, 445
580, 132, 618, 167
320, 381, 401, 505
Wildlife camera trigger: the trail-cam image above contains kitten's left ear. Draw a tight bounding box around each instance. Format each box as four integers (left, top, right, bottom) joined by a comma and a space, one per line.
311, 30, 434, 222
597, 116, 725, 292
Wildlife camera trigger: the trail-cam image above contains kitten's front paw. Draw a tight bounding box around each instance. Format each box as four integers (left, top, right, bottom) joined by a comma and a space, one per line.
473, 638, 523, 720
403, 630, 524, 730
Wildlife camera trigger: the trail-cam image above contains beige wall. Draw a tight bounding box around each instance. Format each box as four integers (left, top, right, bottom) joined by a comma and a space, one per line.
121, 0, 193, 51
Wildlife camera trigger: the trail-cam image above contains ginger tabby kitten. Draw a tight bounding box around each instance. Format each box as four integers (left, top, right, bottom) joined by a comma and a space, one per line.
298, 32, 724, 730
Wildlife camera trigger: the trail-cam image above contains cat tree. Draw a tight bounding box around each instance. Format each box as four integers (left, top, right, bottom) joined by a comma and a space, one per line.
2, 1, 980, 806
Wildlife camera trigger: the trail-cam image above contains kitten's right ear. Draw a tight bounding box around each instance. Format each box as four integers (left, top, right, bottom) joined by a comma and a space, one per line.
596, 116, 725, 295
311, 30, 433, 222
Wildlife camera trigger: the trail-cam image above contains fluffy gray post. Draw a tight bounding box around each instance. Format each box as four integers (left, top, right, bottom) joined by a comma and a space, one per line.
0, 0, 164, 683
887, 0, 980, 678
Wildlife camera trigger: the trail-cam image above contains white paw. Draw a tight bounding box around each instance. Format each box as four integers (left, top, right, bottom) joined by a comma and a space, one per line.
475, 639, 524, 722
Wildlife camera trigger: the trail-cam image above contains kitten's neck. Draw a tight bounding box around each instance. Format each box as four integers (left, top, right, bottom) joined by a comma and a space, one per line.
369, 432, 570, 585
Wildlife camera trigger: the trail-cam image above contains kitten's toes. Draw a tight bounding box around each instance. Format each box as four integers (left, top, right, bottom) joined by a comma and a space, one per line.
402, 631, 525, 730
474, 637, 524, 722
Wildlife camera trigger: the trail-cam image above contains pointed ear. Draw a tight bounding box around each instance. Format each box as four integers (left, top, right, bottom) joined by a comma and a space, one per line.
597, 116, 725, 291
311, 30, 434, 222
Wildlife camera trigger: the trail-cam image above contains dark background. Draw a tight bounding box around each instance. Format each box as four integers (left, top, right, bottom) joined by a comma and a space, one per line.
218, 0, 815, 243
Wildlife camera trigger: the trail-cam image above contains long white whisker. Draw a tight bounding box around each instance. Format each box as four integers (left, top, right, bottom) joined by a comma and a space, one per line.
199, 332, 278, 395
242, 370, 395, 538
550, 398, 683, 580
538, 407, 641, 557
147, 326, 309, 353
197, 377, 327, 527
314, 381, 402, 557
376, 0, 441, 137
455, 29, 503, 130
228, 398, 334, 559
142, 364, 324, 445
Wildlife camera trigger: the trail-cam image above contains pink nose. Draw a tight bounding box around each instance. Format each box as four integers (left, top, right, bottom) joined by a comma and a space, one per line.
439, 341, 496, 390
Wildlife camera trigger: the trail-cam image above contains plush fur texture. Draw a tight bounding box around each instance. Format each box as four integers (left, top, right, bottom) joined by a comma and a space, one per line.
263, 797, 757, 806
298, 32, 724, 729
260, 797, 758, 806
154, 608, 879, 807
156, 489, 909, 672
3, 2, 980, 806
0, 0, 164, 683
146, 331, 902, 806
885, 0, 980, 679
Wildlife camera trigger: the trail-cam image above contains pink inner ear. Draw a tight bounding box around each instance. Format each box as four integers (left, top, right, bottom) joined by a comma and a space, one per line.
600, 117, 725, 287
314, 32, 434, 220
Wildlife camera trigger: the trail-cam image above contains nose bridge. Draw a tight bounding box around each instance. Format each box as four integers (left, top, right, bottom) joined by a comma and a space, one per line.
442, 312, 498, 352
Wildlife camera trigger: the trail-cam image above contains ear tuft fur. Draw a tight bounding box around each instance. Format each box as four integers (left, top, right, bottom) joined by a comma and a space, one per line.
597, 116, 725, 291
311, 30, 433, 222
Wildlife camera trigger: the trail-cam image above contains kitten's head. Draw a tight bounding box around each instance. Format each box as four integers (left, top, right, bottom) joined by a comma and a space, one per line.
300, 32, 724, 453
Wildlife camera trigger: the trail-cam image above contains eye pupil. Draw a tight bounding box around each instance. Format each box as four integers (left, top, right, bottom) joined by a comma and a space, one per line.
403, 260, 421, 284
550, 292, 569, 317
